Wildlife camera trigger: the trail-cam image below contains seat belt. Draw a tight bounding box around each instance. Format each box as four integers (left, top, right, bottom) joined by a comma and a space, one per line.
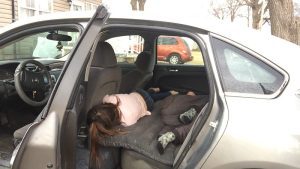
84, 33, 103, 82
79, 33, 106, 142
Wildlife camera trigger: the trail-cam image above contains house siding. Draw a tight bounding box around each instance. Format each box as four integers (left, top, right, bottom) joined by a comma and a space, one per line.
86, 0, 101, 5
0, 0, 13, 27
0, 0, 101, 27
53, 0, 102, 12
53, 0, 70, 12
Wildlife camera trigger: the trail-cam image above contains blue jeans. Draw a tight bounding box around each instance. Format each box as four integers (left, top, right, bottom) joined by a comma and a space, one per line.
149, 92, 171, 101
135, 89, 171, 111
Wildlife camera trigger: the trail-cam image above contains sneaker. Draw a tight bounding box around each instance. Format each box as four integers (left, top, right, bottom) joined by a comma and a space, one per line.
179, 107, 197, 124
157, 132, 175, 154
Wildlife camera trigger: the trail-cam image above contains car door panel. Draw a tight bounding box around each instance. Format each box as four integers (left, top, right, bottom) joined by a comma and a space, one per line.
152, 65, 209, 95
11, 6, 109, 169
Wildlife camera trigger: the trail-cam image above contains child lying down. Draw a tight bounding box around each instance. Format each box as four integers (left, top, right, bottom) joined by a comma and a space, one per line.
87, 88, 208, 168
156, 93, 208, 154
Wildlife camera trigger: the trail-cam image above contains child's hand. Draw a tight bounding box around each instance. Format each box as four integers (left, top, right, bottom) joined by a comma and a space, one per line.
148, 87, 160, 93
186, 91, 196, 96
170, 90, 179, 95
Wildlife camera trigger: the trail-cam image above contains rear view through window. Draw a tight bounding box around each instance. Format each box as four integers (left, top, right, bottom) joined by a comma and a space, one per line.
156, 35, 204, 65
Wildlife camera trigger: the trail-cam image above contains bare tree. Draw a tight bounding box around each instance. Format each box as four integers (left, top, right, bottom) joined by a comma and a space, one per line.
245, 0, 268, 30
227, 0, 246, 21
269, 0, 300, 45
210, 0, 300, 45
210, 0, 245, 22
131, 0, 146, 11
210, 1, 228, 20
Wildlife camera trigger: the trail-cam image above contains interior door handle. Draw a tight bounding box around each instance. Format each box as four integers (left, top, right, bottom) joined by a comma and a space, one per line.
169, 69, 178, 72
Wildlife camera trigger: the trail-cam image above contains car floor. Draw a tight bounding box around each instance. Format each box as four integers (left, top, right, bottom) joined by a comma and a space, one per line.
76, 141, 89, 169
0, 127, 13, 169
0, 98, 39, 169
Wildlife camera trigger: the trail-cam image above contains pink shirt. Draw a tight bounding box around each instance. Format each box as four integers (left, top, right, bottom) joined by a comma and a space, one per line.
102, 92, 151, 126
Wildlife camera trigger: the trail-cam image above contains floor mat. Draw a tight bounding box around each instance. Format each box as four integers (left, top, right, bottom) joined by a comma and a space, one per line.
0, 151, 11, 168
0, 127, 13, 168
76, 140, 89, 169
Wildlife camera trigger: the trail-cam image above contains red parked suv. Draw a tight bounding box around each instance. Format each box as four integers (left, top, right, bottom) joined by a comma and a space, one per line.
157, 36, 193, 64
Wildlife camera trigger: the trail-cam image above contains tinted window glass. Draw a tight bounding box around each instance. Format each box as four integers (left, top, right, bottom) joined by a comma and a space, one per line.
212, 37, 285, 95
156, 35, 204, 65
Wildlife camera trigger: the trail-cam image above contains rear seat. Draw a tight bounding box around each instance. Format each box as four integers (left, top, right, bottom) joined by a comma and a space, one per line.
97, 95, 209, 169
98, 100, 179, 168
120, 102, 209, 169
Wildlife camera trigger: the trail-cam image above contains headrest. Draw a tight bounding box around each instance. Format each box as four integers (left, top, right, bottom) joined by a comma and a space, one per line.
91, 42, 117, 68
135, 51, 155, 73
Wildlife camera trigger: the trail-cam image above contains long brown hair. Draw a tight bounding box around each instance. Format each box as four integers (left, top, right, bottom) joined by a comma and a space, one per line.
87, 98, 123, 168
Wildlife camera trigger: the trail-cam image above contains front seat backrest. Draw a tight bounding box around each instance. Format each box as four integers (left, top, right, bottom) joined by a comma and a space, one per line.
85, 42, 121, 114
120, 51, 155, 93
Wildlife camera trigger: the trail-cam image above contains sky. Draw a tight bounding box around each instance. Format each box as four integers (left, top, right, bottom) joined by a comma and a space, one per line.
294, 0, 300, 16
102, 0, 211, 16
101, 0, 300, 34
102, 0, 300, 17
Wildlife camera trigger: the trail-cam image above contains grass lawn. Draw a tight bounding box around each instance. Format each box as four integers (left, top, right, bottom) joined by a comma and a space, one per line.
186, 51, 204, 65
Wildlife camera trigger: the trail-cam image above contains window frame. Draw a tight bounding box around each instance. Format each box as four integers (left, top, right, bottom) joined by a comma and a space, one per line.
84, 2, 98, 11
210, 33, 289, 99
71, 0, 84, 11
18, 0, 53, 19
71, 1, 98, 11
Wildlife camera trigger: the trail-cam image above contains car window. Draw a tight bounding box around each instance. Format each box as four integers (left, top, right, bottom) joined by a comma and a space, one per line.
156, 35, 204, 65
212, 37, 285, 95
158, 37, 178, 45
106, 35, 144, 64
0, 30, 80, 61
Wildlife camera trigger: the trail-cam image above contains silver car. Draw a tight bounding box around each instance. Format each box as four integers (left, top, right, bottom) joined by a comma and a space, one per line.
0, 5, 300, 169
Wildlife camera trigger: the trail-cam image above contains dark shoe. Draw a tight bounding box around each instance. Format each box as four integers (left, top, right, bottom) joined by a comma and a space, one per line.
157, 132, 175, 154
157, 142, 164, 154
179, 106, 199, 124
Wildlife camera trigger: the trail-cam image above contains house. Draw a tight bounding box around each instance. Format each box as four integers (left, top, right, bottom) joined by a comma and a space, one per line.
0, 0, 101, 27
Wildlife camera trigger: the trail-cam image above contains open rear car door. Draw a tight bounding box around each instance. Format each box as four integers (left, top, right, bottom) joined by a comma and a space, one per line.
10, 5, 109, 169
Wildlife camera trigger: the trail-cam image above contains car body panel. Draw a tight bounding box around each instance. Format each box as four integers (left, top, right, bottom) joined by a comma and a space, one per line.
174, 34, 229, 169
11, 112, 59, 169
199, 34, 300, 168
2, 6, 300, 169
202, 96, 300, 169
